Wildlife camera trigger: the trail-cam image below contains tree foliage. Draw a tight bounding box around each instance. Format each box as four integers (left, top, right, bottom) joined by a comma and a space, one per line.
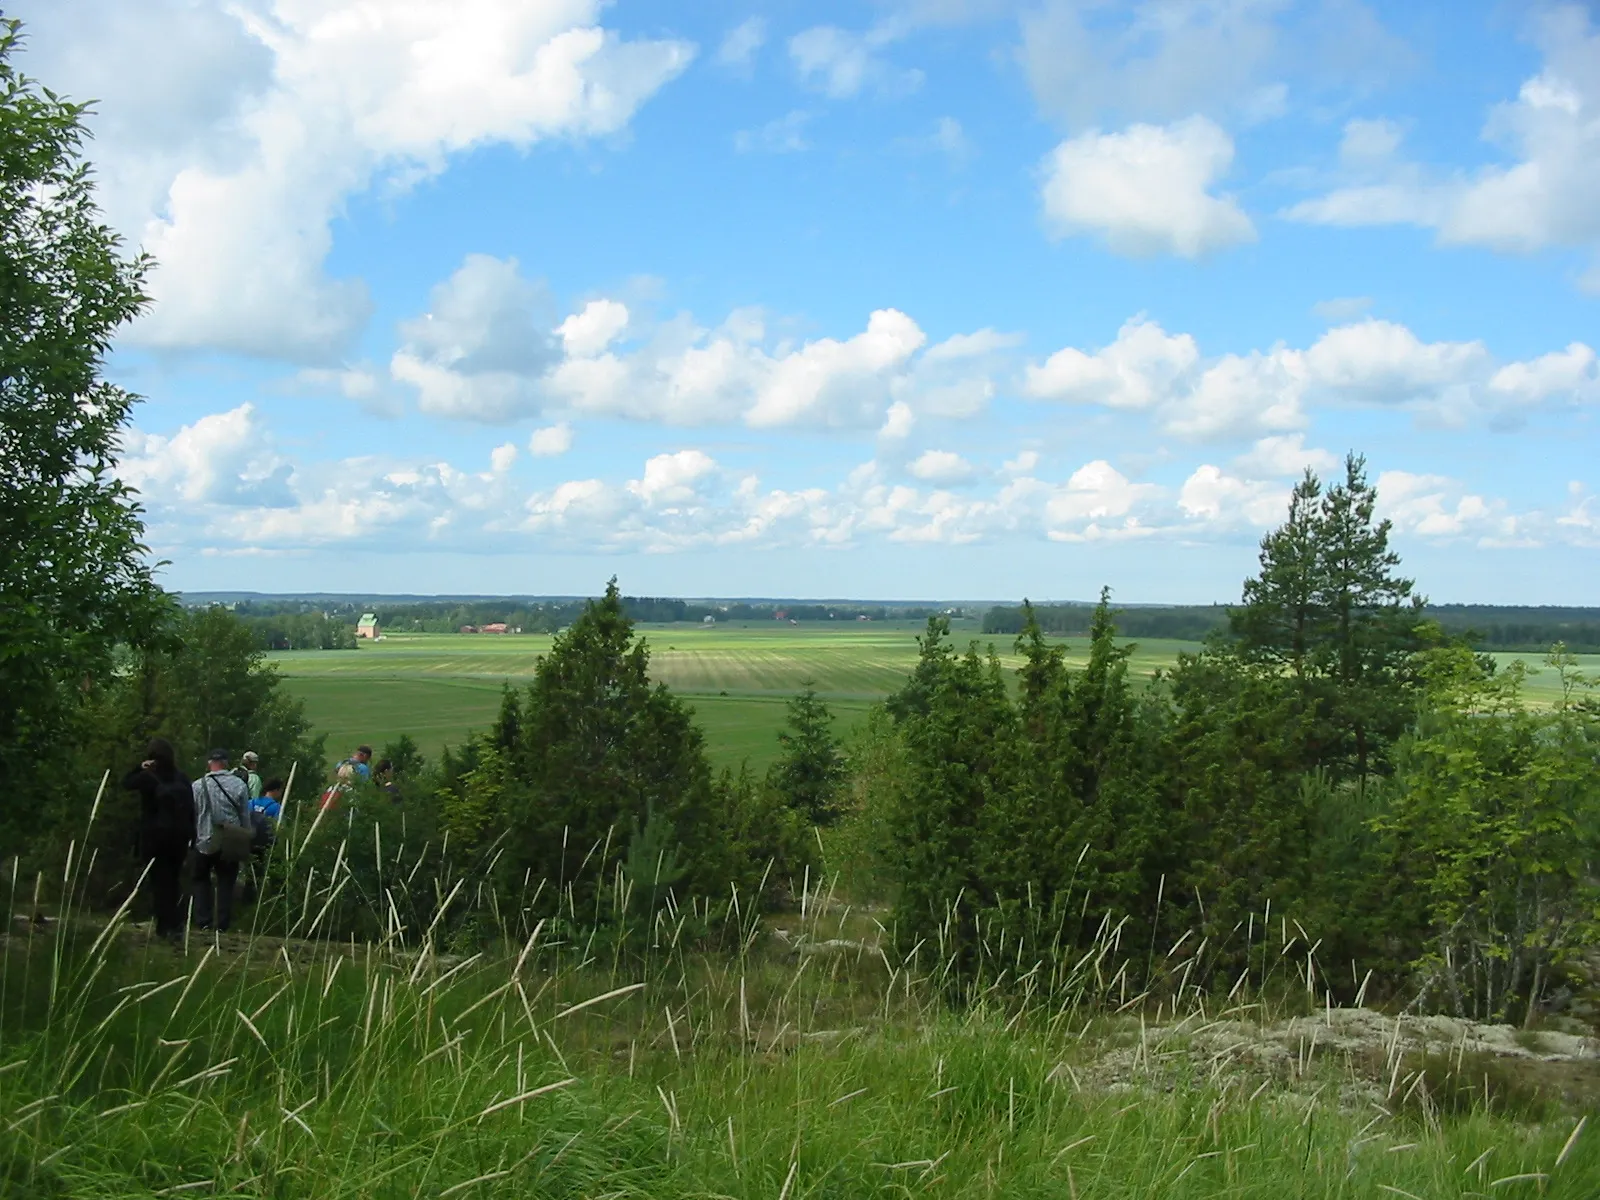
768, 683, 847, 826
875, 595, 1170, 970
0, 22, 161, 848
426, 581, 741, 921
58, 604, 324, 905
1229, 453, 1427, 779
850, 463, 1600, 1020
1373, 644, 1600, 1020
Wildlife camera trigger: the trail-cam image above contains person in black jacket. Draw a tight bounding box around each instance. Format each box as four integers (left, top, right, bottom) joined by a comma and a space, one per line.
120, 738, 193, 942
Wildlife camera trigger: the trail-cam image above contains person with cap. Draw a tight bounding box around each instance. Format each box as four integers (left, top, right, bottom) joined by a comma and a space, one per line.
191, 748, 252, 932
234, 751, 263, 800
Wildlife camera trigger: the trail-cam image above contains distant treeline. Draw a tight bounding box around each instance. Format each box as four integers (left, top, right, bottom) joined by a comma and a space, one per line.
982, 602, 1600, 652
982, 604, 1228, 641
232, 609, 357, 650
1428, 605, 1600, 653
221, 595, 964, 639
218, 595, 1600, 651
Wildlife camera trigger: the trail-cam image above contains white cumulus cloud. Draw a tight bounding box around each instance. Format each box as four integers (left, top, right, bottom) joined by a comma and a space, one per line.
1489, 343, 1599, 404
1178, 465, 1289, 527
1287, 6, 1600, 285
1232, 434, 1339, 479
1377, 471, 1519, 544
628, 450, 719, 506
117, 402, 1592, 561
23, 0, 692, 363
1023, 317, 1199, 410
1026, 315, 1597, 438
388, 257, 1011, 430
907, 450, 975, 485
879, 401, 916, 440
1304, 319, 1488, 399
529, 423, 574, 457
557, 299, 631, 357
118, 403, 293, 508
390, 254, 559, 421
489, 443, 519, 474
1039, 117, 1256, 258
1045, 460, 1159, 529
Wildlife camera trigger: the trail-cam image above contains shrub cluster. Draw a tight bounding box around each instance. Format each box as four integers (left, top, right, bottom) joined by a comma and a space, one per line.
265, 582, 826, 953
852, 460, 1600, 1022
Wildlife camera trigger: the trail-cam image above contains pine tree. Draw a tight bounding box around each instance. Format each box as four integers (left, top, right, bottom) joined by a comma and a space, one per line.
1313, 454, 1425, 776
1230, 453, 1426, 780
1232, 471, 1323, 679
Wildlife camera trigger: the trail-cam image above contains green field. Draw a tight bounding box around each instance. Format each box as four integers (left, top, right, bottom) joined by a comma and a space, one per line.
275, 622, 1202, 773
275, 623, 1597, 775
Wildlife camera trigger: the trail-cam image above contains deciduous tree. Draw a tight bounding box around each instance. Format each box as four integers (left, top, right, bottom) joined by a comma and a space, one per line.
0, 21, 160, 847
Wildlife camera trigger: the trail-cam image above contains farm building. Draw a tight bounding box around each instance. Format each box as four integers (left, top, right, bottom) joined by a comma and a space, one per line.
481, 622, 510, 634
356, 613, 380, 639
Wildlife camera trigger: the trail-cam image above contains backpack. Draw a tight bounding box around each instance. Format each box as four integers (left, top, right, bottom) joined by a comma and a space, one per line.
152, 776, 195, 836
250, 807, 275, 851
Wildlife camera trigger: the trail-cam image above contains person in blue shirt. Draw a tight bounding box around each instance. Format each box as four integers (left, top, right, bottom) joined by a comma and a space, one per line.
253, 778, 284, 822
341, 745, 373, 781
242, 777, 285, 907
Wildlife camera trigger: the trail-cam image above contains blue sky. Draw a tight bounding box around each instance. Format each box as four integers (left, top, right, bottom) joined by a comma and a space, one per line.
23, 0, 1600, 603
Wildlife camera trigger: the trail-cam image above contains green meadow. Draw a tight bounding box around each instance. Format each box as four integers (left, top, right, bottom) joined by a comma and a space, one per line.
10, 862, 1596, 1199
273, 622, 1203, 772
274, 622, 1595, 774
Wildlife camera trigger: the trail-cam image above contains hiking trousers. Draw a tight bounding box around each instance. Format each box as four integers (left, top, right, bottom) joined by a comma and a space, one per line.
192, 852, 239, 932
149, 850, 187, 937
138, 831, 190, 939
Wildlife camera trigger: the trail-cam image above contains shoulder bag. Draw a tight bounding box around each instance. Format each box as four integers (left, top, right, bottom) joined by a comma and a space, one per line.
208, 776, 254, 864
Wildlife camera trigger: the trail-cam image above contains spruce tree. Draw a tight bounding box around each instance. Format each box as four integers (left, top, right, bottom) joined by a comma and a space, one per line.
502, 580, 725, 905
769, 684, 846, 825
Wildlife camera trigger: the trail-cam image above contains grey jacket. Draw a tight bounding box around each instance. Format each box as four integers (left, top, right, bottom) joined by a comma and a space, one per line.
192, 770, 251, 855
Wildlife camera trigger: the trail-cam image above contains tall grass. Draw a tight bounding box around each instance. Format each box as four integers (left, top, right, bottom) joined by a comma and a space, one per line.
1, 780, 1593, 1197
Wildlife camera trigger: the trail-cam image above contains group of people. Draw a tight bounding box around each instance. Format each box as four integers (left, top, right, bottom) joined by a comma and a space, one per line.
319, 744, 403, 809
124, 738, 399, 942
121, 740, 285, 941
